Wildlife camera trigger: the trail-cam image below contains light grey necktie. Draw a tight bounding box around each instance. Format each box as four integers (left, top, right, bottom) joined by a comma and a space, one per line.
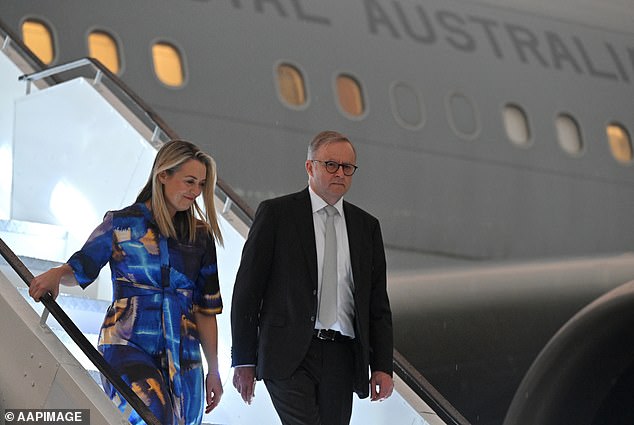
318, 205, 338, 328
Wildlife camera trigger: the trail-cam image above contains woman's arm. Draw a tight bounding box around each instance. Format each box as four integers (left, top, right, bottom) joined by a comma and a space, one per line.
194, 312, 223, 413
30, 210, 116, 302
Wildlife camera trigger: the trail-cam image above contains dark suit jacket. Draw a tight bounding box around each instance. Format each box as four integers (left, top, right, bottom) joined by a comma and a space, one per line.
230, 188, 393, 398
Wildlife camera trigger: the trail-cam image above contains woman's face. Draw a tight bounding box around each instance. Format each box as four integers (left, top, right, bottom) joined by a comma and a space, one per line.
159, 159, 207, 216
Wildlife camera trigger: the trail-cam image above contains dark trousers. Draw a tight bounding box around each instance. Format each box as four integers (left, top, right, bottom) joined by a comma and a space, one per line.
264, 337, 355, 425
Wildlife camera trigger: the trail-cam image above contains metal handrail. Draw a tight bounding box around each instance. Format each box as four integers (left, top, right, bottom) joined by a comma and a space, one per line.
393, 349, 471, 425
0, 237, 162, 425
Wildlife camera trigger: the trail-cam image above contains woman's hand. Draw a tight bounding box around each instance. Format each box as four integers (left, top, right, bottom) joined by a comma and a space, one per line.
205, 369, 223, 413
28, 264, 74, 301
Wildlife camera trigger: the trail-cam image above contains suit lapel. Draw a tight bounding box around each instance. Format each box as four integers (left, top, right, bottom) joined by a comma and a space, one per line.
291, 189, 318, 289
343, 201, 362, 290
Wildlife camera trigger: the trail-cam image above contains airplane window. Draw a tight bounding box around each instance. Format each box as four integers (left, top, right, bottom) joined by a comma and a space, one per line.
446, 92, 480, 140
390, 82, 425, 130
88, 31, 120, 74
276, 64, 306, 107
21, 19, 54, 64
503, 104, 530, 147
606, 123, 632, 164
556, 114, 583, 156
151, 42, 184, 87
336, 74, 365, 117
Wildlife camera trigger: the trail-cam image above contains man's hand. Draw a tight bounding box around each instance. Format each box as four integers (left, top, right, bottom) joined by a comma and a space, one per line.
233, 366, 256, 404
370, 371, 394, 401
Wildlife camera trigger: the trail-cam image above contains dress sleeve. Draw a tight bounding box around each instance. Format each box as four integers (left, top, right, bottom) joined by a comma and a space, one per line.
193, 232, 222, 315
66, 211, 114, 288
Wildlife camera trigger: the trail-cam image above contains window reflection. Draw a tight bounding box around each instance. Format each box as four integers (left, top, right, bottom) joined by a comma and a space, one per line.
152, 42, 184, 87
606, 123, 632, 164
503, 104, 530, 147
556, 114, 583, 156
88, 31, 120, 74
22, 19, 54, 64
276, 64, 306, 106
336, 74, 364, 117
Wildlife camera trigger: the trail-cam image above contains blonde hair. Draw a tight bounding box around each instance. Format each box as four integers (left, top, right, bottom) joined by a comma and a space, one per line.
136, 140, 223, 245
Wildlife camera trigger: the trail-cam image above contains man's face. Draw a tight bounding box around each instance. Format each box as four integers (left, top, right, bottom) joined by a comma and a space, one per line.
306, 141, 356, 205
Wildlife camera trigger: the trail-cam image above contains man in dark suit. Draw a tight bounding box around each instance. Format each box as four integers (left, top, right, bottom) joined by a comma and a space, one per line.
231, 130, 394, 425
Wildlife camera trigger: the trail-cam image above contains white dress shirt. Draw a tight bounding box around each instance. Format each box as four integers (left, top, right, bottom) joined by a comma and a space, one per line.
309, 187, 355, 338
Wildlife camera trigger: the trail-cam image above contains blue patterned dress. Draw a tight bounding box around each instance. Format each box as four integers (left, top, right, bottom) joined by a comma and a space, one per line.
66, 202, 222, 424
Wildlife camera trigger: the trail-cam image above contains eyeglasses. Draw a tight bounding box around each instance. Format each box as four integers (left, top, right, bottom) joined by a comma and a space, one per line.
311, 160, 358, 176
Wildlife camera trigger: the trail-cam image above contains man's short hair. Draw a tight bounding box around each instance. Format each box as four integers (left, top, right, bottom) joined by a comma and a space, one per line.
307, 130, 356, 159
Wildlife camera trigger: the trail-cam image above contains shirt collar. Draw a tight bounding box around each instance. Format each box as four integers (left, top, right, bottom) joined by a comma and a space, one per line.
308, 186, 344, 216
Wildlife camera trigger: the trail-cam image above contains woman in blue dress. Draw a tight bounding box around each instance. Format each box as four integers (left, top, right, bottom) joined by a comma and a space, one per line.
29, 140, 224, 424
